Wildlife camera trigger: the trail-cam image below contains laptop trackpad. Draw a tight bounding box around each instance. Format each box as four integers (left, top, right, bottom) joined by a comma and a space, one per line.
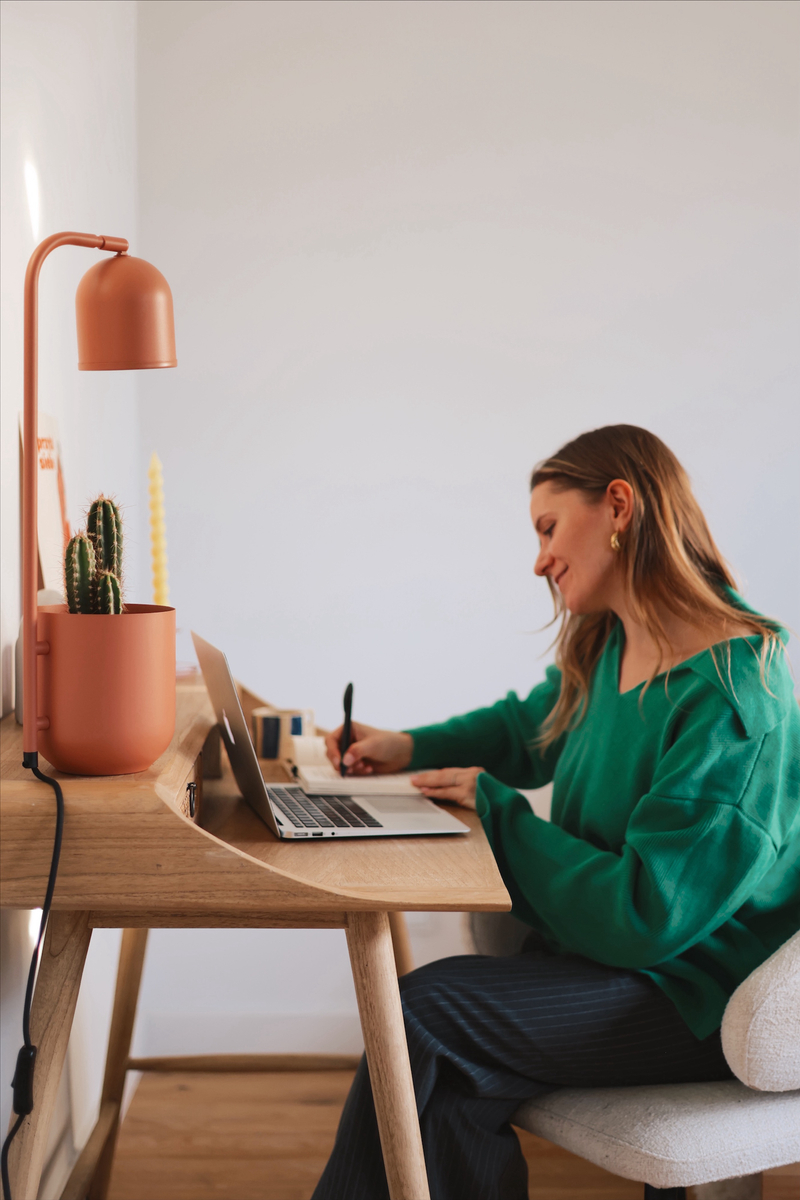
359, 793, 468, 833
366, 795, 435, 815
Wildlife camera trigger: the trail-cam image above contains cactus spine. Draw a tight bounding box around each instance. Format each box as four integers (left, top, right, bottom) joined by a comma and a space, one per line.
96, 571, 122, 614
64, 495, 125, 614
87, 496, 123, 578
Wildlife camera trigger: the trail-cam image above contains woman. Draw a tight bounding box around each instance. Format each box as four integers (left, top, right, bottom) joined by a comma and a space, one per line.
313, 425, 800, 1200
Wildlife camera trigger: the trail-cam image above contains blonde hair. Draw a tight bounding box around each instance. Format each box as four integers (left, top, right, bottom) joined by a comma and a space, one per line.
530, 425, 782, 748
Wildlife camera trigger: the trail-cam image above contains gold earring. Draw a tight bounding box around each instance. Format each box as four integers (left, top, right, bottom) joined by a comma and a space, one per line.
610, 531, 621, 552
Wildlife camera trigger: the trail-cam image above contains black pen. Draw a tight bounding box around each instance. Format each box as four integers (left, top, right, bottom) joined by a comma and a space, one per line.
339, 682, 354, 777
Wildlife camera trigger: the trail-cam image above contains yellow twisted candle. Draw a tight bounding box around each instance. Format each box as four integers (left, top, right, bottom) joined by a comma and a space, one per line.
148, 451, 169, 606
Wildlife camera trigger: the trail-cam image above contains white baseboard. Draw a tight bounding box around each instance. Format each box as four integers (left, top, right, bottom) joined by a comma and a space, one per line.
134, 1011, 365, 1058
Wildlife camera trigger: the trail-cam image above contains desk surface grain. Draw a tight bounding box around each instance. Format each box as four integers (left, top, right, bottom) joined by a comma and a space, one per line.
1, 680, 510, 918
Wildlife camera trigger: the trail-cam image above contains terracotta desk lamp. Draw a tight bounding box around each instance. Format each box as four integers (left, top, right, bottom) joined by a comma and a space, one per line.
22, 233, 177, 777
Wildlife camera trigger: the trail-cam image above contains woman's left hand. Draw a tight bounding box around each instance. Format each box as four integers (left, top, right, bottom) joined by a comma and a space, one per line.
410, 767, 484, 811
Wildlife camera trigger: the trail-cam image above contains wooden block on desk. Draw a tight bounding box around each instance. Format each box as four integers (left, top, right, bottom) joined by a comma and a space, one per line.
258, 757, 294, 783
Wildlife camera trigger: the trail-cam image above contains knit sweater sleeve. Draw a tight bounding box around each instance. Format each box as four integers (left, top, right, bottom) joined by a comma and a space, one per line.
475, 697, 782, 970
406, 665, 564, 790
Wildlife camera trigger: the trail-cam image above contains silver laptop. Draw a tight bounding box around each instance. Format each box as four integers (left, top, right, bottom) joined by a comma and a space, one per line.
192, 632, 469, 840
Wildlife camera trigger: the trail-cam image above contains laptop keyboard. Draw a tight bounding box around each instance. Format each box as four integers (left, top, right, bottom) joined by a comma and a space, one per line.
268, 787, 383, 831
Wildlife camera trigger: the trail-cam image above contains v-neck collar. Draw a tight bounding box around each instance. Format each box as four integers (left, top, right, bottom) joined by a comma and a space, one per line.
606, 615, 790, 738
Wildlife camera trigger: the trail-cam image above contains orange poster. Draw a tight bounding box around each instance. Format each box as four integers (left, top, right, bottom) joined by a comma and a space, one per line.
19, 413, 71, 595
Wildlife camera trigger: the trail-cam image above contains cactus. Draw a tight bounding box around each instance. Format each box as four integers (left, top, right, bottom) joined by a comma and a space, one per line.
64, 496, 125, 614
65, 533, 97, 613
96, 571, 122, 614
87, 496, 123, 578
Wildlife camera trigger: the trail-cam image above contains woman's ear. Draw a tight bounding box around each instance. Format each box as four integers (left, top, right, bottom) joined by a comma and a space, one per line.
606, 479, 634, 530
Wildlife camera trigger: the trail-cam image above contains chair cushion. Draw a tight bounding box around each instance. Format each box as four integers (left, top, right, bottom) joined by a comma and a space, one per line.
721, 930, 800, 1091
513, 1080, 800, 1188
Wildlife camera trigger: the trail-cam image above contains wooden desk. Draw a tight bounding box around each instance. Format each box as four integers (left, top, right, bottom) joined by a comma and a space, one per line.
1, 679, 510, 1200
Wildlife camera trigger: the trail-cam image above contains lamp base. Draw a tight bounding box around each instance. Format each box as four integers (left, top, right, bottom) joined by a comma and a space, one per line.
15, 590, 68, 724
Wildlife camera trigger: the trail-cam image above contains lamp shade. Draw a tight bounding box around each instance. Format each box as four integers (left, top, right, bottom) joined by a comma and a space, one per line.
76, 253, 177, 370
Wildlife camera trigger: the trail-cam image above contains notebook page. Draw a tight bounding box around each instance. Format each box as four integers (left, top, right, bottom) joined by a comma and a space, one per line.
290, 735, 421, 795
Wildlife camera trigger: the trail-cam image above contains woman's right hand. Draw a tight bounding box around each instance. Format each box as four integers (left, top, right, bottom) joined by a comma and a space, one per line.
325, 722, 414, 776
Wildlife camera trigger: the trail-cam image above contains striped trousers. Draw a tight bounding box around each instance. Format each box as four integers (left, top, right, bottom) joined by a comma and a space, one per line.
311, 935, 732, 1200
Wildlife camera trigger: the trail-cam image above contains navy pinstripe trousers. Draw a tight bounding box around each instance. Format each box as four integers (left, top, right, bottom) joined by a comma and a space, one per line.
311, 935, 732, 1200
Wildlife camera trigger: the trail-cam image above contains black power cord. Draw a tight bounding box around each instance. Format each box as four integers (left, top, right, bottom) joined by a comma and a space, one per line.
1, 753, 64, 1200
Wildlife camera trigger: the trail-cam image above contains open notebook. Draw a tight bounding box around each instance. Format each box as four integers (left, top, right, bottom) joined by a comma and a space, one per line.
290, 735, 420, 796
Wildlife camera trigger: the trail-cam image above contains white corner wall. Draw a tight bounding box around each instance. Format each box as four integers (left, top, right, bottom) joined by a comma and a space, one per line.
0, 0, 138, 1165
133, 0, 799, 1059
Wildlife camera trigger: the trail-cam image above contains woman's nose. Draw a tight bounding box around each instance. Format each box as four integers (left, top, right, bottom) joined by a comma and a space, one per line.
534, 547, 552, 577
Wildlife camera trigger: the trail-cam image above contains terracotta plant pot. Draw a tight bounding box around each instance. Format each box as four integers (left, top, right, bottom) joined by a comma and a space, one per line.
36, 604, 176, 775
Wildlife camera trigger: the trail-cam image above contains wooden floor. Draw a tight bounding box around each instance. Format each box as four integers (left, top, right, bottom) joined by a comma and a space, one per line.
107, 1070, 799, 1200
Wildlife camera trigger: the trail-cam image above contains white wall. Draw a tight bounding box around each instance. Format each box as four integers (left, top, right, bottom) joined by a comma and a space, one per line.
134, 0, 799, 1057
0, 0, 138, 1175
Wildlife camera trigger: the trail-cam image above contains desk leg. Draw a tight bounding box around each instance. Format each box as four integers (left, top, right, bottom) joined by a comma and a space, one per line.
388, 912, 414, 977
346, 911, 430, 1200
87, 928, 149, 1200
5, 911, 92, 1200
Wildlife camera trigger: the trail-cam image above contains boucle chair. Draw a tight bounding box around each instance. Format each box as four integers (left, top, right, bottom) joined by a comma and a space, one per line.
468, 914, 800, 1200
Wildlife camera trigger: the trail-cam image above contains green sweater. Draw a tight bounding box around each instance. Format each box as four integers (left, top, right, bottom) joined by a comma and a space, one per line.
408, 620, 800, 1039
